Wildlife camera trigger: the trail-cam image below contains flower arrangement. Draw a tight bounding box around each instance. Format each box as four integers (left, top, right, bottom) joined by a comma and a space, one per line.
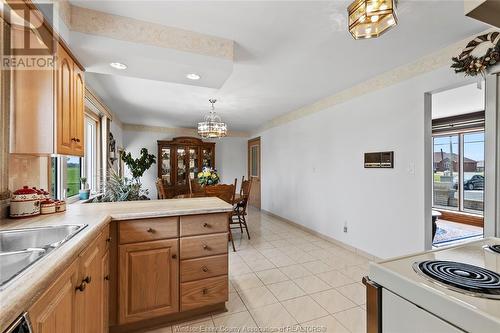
197, 167, 220, 186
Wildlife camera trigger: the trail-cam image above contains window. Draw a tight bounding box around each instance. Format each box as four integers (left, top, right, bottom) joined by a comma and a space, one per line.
432, 131, 484, 215
83, 116, 98, 191
50, 115, 100, 201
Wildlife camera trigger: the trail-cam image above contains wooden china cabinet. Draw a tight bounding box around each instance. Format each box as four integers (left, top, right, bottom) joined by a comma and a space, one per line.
157, 137, 215, 198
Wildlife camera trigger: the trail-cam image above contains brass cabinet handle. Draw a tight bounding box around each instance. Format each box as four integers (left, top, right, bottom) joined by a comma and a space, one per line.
83, 276, 92, 284
76, 138, 80, 143
104, 275, 110, 281
172, 254, 177, 259
75, 281, 86, 292
71, 137, 77, 142
202, 266, 208, 272
106, 237, 111, 242
202, 288, 208, 295
203, 223, 209, 228
147, 227, 155, 233
202, 244, 209, 250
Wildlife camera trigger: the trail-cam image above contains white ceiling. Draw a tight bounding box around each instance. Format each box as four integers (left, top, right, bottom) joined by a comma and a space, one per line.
70, 1, 488, 132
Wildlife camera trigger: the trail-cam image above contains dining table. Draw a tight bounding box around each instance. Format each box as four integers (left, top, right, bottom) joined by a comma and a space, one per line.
174, 192, 243, 204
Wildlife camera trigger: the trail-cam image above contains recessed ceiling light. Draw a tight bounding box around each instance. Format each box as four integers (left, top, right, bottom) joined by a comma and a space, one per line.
186, 73, 201, 80
110, 62, 127, 70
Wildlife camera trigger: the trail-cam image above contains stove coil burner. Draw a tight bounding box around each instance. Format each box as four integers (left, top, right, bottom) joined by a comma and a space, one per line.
486, 244, 500, 254
413, 260, 500, 299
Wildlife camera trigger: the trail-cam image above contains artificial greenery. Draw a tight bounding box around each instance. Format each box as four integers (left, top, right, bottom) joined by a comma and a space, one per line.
451, 32, 500, 77
93, 169, 149, 202
121, 148, 156, 184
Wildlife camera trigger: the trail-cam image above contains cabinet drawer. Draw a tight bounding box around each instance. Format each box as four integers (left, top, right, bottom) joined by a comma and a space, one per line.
181, 254, 228, 282
180, 213, 228, 236
119, 217, 178, 244
180, 233, 228, 259
181, 275, 228, 311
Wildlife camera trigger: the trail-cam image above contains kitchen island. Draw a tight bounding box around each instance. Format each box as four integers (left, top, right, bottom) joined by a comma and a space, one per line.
0, 197, 233, 333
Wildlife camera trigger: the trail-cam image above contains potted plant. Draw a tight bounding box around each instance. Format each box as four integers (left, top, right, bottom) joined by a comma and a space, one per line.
197, 167, 220, 186
79, 177, 90, 200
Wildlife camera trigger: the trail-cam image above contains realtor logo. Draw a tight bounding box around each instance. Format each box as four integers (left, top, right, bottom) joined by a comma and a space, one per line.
1, 1, 56, 70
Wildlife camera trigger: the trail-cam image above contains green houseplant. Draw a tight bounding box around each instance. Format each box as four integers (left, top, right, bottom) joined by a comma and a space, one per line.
121, 148, 156, 185
79, 177, 90, 200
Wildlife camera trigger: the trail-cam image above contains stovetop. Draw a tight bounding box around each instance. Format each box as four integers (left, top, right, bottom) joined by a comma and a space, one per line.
413, 260, 500, 299
369, 237, 500, 331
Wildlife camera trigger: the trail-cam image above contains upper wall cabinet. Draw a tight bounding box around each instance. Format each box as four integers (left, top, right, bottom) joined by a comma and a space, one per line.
8, 4, 85, 157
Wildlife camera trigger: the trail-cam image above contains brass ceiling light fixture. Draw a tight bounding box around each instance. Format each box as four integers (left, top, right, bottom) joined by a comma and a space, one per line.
197, 99, 228, 139
348, 0, 398, 40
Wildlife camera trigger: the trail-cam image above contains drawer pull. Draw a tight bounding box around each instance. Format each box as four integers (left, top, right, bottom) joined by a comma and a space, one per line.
202, 244, 209, 250
83, 276, 92, 284
203, 223, 209, 228
172, 254, 177, 259
106, 237, 111, 242
104, 275, 110, 281
202, 288, 208, 295
75, 281, 86, 292
147, 227, 155, 233
202, 266, 209, 272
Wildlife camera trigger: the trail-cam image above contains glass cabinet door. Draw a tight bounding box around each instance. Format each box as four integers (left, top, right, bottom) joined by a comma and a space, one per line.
202, 148, 212, 168
189, 147, 199, 179
176, 147, 187, 185
161, 147, 171, 185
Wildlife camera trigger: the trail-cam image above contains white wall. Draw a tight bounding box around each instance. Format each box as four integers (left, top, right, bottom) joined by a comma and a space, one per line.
256, 66, 472, 259
123, 130, 247, 199
432, 82, 485, 119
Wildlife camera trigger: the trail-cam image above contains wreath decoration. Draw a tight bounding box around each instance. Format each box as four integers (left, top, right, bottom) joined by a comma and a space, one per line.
451, 31, 500, 77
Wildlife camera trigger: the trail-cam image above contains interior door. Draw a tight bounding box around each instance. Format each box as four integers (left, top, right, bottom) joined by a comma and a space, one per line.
248, 137, 261, 209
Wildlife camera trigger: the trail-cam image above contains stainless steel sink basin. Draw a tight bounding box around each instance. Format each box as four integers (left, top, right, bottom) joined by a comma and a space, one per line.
0, 224, 86, 252
0, 224, 87, 288
0, 249, 46, 287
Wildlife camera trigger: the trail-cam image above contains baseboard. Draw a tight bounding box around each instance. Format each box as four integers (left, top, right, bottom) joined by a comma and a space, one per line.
261, 209, 381, 262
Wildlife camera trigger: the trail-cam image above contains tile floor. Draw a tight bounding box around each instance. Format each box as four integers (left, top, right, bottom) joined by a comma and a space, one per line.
145, 208, 369, 333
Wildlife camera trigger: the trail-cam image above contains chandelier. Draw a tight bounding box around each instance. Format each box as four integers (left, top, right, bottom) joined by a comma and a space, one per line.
197, 99, 228, 138
348, 0, 398, 40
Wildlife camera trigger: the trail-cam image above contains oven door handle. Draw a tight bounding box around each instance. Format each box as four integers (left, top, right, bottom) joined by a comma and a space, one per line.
363, 276, 382, 333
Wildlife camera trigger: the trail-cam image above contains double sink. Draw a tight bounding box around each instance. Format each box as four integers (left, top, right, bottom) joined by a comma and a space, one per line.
0, 224, 87, 289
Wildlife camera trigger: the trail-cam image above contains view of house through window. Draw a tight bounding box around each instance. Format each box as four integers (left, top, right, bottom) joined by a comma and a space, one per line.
432, 131, 484, 215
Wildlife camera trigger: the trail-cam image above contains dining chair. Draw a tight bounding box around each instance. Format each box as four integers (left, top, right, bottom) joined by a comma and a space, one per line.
156, 178, 167, 199
205, 181, 237, 251
231, 179, 252, 239
239, 176, 245, 195
190, 178, 205, 195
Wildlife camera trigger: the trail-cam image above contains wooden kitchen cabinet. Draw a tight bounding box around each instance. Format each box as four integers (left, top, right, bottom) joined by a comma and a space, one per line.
118, 239, 179, 324
76, 229, 110, 333
28, 258, 79, 333
9, 3, 85, 156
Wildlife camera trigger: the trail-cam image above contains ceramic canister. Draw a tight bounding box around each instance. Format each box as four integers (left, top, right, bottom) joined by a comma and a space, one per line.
10, 186, 41, 218
40, 199, 57, 215
55, 200, 66, 212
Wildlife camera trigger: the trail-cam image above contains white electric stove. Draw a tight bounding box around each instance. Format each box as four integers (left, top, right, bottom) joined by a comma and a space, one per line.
367, 237, 500, 333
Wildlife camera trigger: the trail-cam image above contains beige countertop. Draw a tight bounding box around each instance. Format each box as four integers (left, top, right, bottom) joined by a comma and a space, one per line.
0, 197, 232, 332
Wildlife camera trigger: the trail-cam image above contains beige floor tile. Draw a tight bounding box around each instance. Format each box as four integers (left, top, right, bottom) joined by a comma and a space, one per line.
229, 262, 253, 276
172, 318, 214, 333
238, 285, 278, 309
267, 280, 306, 301
293, 275, 332, 294
246, 258, 276, 272
316, 270, 355, 288
310, 289, 357, 314
279, 264, 313, 279
259, 248, 284, 258
281, 295, 328, 323
213, 311, 258, 332
336, 283, 365, 305
249, 303, 298, 331
213, 292, 247, 318
301, 315, 350, 333
341, 266, 368, 283
302, 260, 335, 274
145, 326, 172, 333
333, 307, 366, 333
256, 268, 289, 285
268, 255, 296, 267
231, 272, 264, 291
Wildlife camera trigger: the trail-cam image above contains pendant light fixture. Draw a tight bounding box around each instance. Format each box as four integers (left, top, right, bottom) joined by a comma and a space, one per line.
197, 99, 228, 138
348, 0, 398, 40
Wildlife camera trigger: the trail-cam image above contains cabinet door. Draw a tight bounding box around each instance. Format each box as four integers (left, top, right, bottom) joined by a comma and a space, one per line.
76, 234, 106, 333
56, 45, 73, 155
102, 250, 110, 333
29, 260, 79, 333
72, 62, 85, 156
118, 239, 179, 324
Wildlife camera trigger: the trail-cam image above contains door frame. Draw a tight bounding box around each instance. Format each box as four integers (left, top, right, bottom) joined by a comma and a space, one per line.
248, 137, 261, 209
